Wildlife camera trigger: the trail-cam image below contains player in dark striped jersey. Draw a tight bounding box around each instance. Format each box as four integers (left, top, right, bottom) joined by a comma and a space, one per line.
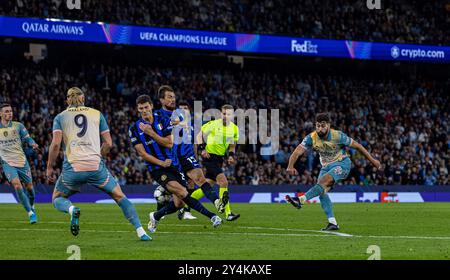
155, 86, 228, 220
128, 94, 222, 234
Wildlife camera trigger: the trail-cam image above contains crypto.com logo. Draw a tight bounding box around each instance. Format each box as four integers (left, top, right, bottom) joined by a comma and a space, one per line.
67, 0, 81, 10
366, 0, 381, 10
391, 46, 400, 59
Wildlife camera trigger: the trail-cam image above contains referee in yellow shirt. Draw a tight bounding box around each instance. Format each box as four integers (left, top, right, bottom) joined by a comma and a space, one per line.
193, 104, 240, 221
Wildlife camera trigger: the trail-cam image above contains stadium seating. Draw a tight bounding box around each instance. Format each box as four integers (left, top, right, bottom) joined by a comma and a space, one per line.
1, 0, 449, 45
0, 62, 448, 186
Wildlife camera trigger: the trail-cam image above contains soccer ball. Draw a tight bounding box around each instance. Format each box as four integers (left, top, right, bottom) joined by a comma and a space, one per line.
154, 185, 172, 204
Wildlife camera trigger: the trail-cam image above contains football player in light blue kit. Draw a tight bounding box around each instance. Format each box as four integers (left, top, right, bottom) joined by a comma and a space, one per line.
46, 87, 151, 241
286, 113, 381, 231
0, 103, 40, 224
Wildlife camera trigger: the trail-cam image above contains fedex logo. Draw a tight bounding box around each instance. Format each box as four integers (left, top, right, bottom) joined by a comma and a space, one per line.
291, 40, 318, 54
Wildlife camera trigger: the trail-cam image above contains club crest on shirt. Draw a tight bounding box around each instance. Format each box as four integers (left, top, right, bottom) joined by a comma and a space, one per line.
161, 175, 167, 181
157, 123, 163, 130
333, 166, 343, 175
3, 131, 8, 137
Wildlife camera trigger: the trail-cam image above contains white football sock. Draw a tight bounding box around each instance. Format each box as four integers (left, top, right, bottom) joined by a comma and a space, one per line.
299, 195, 306, 204
328, 217, 337, 225
68, 205, 75, 216
136, 226, 147, 237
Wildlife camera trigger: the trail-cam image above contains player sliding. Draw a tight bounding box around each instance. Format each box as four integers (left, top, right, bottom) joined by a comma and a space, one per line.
0, 103, 40, 224
285, 113, 381, 231
46, 87, 151, 241
155, 85, 228, 220
128, 94, 222, 233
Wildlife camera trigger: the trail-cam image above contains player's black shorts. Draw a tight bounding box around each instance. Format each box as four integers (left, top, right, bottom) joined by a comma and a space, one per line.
202, 154, 225, 180
151, 166, 188, 190
179, 154, 202, 173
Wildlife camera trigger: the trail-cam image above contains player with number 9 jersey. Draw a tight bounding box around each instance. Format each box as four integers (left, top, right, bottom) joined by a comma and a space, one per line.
52, 105, 109, 175
47, 87, 151, 240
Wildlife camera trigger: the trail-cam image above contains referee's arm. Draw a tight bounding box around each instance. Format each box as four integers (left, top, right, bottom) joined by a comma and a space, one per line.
227, 123, 239, 164
195, 121, 213, 156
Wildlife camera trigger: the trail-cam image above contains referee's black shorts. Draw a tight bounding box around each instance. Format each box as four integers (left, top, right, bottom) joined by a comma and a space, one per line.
202, 154, 225, 180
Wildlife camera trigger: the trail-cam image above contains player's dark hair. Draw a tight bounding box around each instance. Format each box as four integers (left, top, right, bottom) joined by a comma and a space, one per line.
158, 85, 174, 99
136, 95, 153, 106
178, 100, 190, 110
315, 112, 330, 123
221, 104, 234, 111
0, 103, 11, 110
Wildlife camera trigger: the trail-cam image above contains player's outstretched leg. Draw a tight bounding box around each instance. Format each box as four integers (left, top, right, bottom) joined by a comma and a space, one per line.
187, 168, 229, 213
182, 194, 222, 225
285, 195, 302, 209
110, 186, 151, 241
12, 179, 36, 224
167, 181, 222, 228
178, 206, 197, 220
53, 196, 80, 236
285, 183, 328, 210
301, 184, 325, 203
319, 193, 339, 231
149, 200, 180, 233
178, 186, 196, 220
187, 168, 228, 214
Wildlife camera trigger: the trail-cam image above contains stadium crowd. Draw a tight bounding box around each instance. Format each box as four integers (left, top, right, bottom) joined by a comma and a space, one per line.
0, 62, 448, 186
2, 0, 449, 45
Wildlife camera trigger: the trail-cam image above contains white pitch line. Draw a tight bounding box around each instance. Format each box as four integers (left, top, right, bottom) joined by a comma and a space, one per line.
236, 225, 354, 237
359, 235, 450, 241
0, 227, 348, 238
0, 227, 130, 233
0, 220, 353, 237
2, 227, 450, 241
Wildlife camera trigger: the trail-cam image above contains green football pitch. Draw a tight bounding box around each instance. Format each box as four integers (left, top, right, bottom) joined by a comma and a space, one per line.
1, 202, 450, 260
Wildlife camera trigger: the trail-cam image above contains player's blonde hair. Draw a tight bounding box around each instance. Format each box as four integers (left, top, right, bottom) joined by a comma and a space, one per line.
67, 87, 85, 107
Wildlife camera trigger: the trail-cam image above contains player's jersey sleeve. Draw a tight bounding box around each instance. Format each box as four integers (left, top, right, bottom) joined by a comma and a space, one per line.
18, 123, 36, 145
233, 123, 239, 142
171, 109, 185, 122
201, 120, 215, 135
300, 134, 313, 150
128, 124, 142, 147
337, 131, 353, 146
161, 117, 173, 137
52, 114, 63, 132
99, 113, 110, 134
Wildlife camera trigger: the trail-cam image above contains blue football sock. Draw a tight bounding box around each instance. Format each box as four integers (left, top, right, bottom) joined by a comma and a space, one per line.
15, 188, 32, 213
154, 201, 179, 221
26, 188, 35, 207
53, 197, 73, 213
182, 194, 215, 219
200, 182, 220, 203
117, 198, 142, 229
305, 184, 325, 200
319, 193, 335, 219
